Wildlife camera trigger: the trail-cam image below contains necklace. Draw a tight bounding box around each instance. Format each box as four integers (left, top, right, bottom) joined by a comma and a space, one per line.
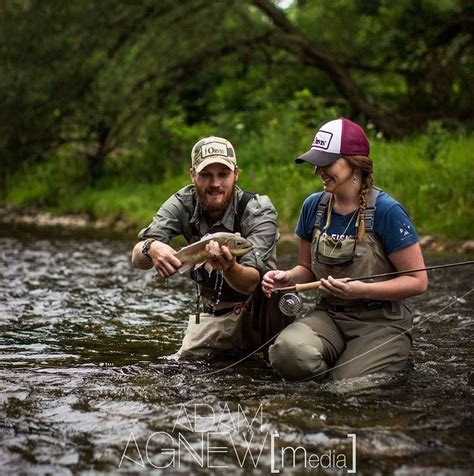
322, 197, 359, 258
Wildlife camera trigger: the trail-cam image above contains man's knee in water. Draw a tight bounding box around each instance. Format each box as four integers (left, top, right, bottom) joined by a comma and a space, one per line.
268, 322, 329, 380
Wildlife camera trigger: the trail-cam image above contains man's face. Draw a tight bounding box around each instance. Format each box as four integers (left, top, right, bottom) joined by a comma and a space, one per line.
191, 163, 238, 215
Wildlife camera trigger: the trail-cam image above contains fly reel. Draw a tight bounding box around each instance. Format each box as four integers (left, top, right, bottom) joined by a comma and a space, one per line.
278, 292, 303, 317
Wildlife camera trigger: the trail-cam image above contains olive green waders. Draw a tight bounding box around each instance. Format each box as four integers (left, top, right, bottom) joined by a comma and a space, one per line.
178, 289, 293, 360
269, 219, 413, 381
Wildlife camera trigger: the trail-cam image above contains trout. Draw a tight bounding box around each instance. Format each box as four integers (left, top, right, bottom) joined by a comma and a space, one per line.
174, 232, 253, 273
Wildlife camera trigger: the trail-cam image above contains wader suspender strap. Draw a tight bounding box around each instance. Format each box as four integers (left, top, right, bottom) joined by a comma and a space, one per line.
234, 191, 256, 234
363, 187, 381, 233
314, 193, 331, 230
315, 187, 381, 232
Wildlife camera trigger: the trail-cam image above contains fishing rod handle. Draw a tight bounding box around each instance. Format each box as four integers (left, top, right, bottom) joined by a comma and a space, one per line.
296, 277, 350, 292
276, 278, 349, 293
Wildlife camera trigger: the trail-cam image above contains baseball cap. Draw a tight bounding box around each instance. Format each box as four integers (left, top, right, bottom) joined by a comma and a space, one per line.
295, 118, 370, 167
191, 136, 237, 173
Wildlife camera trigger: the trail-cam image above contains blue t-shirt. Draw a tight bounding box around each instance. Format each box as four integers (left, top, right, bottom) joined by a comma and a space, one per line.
295, 191, 418, 255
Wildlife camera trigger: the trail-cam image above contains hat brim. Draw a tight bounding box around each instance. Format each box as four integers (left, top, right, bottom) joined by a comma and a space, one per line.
194, 157, 236, 173
295, 149, 341, 167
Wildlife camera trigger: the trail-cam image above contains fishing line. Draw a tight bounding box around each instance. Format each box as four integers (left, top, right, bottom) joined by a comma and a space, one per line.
297, 287, 474, 383
196, 332, 281, 377
196, 287, 473, 379
274, 260, 474, 293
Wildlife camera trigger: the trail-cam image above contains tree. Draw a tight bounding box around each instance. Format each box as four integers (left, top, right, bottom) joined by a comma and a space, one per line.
0, 0, 471, 190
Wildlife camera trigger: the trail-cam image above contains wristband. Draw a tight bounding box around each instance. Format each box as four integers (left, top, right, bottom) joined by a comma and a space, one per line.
141, 238, 156, 261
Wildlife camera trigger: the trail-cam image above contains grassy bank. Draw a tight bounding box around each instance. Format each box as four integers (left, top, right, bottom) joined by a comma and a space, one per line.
4, 128, 474, 240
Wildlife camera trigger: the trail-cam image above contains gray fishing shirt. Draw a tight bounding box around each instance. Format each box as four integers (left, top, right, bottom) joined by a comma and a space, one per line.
138, 184, 279, 275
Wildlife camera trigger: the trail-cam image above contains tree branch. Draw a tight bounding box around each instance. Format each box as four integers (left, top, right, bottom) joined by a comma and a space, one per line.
250, 0, 404, 137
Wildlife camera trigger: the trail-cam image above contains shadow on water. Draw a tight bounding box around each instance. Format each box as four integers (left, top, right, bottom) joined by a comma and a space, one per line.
0, 223, 473, 475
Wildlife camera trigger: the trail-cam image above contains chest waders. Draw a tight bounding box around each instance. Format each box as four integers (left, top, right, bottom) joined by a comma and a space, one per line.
268, 187, 413, 380
178, 191, 291, 359
189, 191, 256, 316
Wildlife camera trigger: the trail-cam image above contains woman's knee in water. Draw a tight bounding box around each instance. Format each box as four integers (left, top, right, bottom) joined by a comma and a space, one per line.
268, 322, 329, 380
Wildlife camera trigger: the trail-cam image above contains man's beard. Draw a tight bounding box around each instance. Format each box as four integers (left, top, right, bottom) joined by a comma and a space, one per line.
195, 181, 236, 216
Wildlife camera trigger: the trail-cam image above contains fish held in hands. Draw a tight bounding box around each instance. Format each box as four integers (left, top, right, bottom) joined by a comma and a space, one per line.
175, 232, 253, 273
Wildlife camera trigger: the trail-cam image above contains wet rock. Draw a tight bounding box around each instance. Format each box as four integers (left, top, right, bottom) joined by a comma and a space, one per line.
418, 235, 435, 248
458, 240, 474, 253
431, 242, 446, 252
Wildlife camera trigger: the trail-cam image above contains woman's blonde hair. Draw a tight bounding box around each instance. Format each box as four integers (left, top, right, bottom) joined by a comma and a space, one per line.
342, 155, 373, 240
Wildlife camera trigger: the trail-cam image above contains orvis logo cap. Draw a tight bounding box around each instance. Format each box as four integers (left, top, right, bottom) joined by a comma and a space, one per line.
295, 118, 370, 167
191, 136, 236, 173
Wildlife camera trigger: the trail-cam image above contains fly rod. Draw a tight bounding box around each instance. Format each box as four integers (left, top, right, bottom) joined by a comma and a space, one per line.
273, 260, 474, 293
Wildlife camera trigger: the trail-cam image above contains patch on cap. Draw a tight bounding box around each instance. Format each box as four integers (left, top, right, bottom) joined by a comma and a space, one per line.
201, 141, 229, 158
312, 130, 333, 150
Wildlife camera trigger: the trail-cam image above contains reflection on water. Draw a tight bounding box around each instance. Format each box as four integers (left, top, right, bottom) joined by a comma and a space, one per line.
0, 225, 473, 475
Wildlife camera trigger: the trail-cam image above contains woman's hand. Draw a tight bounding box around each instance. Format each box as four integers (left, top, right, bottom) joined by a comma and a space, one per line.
319, 276, 368, 300
262, 270, 292, 297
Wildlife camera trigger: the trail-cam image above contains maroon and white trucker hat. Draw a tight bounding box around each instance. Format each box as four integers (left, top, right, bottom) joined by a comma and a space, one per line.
295, 118, 370, 167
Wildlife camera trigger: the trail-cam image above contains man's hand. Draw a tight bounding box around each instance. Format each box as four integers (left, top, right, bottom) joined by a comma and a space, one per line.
204, 239, 260, 294
149, 241, 183, 278
132, 240, 182, 277
205, 240, 236, 272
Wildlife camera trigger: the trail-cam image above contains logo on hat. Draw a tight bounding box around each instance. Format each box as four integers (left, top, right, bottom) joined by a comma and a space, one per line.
201, 142, 229, 158
312, 130, 333, 150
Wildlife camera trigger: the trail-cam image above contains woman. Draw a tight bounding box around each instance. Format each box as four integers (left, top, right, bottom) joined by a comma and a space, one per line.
263, 118, 427, 380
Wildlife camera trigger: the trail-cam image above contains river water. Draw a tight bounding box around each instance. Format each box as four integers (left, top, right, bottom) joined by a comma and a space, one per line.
0, 224, 473, 475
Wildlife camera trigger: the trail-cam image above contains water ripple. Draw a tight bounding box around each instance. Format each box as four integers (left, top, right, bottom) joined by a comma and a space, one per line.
1, 233, 473, 474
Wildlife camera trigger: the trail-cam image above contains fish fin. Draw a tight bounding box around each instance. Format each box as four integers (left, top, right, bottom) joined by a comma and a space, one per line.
178, 261, 206, 274
178, 262, 194, 274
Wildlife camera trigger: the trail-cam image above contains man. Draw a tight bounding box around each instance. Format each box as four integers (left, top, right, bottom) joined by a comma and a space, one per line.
131, 136, 279, 359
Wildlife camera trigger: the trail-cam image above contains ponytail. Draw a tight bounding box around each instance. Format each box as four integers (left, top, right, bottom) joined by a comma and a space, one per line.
342, 155, 373, 240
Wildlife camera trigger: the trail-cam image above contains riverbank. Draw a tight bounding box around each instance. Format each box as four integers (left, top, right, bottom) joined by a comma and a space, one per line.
2, 206, 473, 255
4, 131, 474, 242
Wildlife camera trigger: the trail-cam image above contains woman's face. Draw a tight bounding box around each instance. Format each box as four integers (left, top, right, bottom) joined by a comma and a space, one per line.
314, 158, 354, 193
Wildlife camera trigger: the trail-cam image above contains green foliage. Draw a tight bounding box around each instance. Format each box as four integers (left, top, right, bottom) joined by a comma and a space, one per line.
68, 177, 191, 228
103, 110, 213, 184
6, 147, 89, 208
421, 120, 453, 160
6, 127, 474, 240
1, 0, 472, 182
0, 0, 472, 241
373, 131, 474, 239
